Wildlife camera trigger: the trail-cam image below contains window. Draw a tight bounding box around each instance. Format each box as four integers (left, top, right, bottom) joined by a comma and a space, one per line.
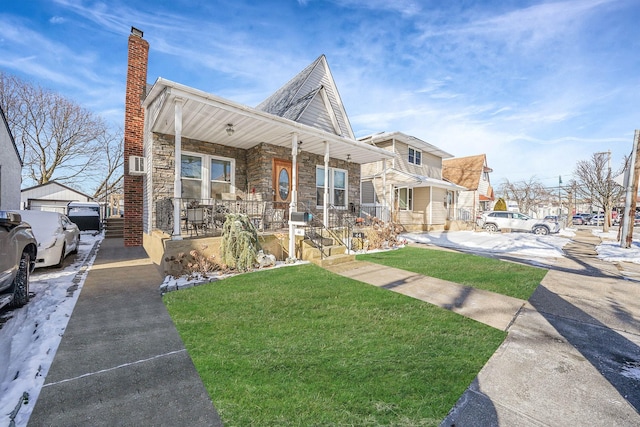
361, 181, 379, 204
181, 154, 202, 200
395, 187, 413, 211
316, 166, 348, 208
181, 153, 234, 200
210, 158, 232, 198
408, 147, 422, 165
333, 169, 346, 207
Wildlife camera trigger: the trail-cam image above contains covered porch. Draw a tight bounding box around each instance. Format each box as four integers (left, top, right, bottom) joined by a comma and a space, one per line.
142, 78, 395, 263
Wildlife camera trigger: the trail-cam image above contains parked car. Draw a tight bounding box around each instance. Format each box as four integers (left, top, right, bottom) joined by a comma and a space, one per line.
0, 211, 37, 308
14, 210, 80, 268
477, 211, 560, 235
613, 213, 640, 226
572, 215, 585, 225
588, 214, 606, 226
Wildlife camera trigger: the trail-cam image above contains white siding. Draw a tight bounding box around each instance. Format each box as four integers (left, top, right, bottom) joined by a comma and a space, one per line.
21, 182, 92, 210
0, 116, 21, 210
298, 95, 335, 134
299, 60, 352, 138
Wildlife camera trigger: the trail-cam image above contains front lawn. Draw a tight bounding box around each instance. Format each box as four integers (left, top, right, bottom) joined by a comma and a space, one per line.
358, 246, 547, 300
164, 264, 505, 426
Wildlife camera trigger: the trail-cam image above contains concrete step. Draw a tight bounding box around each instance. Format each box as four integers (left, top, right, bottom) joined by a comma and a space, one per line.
104, 217, 124, 238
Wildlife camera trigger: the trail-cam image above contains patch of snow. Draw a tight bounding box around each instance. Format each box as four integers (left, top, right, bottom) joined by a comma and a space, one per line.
0, 232, 103, 427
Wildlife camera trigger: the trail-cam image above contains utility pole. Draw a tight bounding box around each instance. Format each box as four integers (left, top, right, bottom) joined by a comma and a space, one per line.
558, 175, 562, 217
622, 130, 640, 248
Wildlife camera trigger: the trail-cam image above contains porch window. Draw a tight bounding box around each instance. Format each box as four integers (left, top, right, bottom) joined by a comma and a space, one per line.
181, 154, 202, 200
316, 166, 348, 208
395, 187, 413, 211
408, 147, 421, 165
181, 152, 235, 200
210, 158, 232, 199
333, 169, 346, 207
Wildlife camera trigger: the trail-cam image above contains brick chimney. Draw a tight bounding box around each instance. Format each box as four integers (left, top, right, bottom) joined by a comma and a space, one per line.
123, 27, 148, 246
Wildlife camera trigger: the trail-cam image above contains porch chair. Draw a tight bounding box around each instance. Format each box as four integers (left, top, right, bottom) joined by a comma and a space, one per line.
186, 207, 207, 236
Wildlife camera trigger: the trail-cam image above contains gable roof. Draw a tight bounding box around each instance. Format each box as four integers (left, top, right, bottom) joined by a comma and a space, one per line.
358, 131, 454, 159
442, 154, 491, 191
256, 55, 355, 139
21, 180, 94, 200
0, 104, 22, 166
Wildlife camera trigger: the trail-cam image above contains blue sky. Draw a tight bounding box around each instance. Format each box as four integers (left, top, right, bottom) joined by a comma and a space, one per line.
1, 0, 638, 190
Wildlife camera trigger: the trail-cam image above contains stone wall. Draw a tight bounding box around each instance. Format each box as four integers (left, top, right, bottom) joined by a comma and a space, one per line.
150, 137, 362, 228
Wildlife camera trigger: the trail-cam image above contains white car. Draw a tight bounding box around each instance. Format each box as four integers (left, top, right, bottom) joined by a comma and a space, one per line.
477, 211, 560, 235
14, 210, 80, 268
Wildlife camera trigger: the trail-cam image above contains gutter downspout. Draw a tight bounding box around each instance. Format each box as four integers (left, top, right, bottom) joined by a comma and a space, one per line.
172, 97, 184, 240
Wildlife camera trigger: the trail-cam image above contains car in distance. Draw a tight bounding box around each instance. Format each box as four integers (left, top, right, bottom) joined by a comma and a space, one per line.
14, 210, 80, 268
588, 214, 606, 226
477, 211, 560, 235
0, 211, 37, 308
572, 215, 585, 225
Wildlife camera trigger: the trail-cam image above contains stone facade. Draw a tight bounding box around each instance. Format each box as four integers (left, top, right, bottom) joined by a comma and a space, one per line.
150, 136, 361, 224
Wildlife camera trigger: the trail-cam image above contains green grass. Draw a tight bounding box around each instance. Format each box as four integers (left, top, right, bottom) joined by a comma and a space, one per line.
164, 264, 506, 426
358, 246, 547, 300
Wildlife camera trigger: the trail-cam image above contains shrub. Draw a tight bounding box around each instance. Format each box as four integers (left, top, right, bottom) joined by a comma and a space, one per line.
220, 213, 261, 272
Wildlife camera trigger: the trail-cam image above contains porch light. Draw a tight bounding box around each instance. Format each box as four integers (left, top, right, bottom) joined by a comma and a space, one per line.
225, 123, 234, 136
297, 140, 303, 154
347, 154, 351, 164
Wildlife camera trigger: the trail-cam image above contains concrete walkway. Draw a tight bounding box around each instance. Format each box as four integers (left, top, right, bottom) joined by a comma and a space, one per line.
29, 238, 222, 426
28, 230, 640, 426
326, 261, 526, 331
330, 230, 640, 426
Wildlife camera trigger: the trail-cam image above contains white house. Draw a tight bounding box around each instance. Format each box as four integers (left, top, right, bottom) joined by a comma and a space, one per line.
359, 132, 466, 231
0, 105, 22, 210
21, 181, 95, 213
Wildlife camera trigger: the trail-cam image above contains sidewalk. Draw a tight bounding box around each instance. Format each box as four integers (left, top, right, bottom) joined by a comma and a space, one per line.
330, 230, 640, 426
28, 238, 222, 426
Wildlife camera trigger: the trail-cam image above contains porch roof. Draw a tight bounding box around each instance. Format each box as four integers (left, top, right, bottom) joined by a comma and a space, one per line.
143, 78, 395, 164
366, 168, 467, 191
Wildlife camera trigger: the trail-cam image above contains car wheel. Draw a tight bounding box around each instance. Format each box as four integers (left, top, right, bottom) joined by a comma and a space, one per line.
56, 243, 66, 268
71, 236, 80, 254
484, 223, 498, 233
533, 226, 549, 235
10, 252, 30, 308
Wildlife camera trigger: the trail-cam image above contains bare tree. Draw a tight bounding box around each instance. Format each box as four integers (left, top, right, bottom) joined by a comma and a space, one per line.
574, 152, 624, 232
0, 72, 107, 187
499, 177, 552, 216
91, 128, 124, 201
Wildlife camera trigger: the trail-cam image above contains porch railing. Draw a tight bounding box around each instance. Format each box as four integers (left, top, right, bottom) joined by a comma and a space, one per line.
155, 199, 389, 262
155, 198, 290, 237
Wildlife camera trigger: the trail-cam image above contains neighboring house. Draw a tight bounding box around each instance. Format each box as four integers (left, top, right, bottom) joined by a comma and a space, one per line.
442, 154, 494, 220
21, 181, 95, 214
123, 28, 394, 259
359, 132, 466, 231
0, 105, 22, 210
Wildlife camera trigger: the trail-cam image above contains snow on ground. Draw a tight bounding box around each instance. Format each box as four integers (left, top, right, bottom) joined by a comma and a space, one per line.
3, 226, 640, 425
403, 228, 640, 266
0, 233, 103, 427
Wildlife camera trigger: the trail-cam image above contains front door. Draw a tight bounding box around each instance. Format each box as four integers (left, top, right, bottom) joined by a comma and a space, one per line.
273, 158, 292, 209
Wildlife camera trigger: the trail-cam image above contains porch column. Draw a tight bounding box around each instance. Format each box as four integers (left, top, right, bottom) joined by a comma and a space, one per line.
288, 133, 299, 260
172, 97, 184, 240
428, 186, 433, 226
323, 142, 330, 227
382, 158, 387, 221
